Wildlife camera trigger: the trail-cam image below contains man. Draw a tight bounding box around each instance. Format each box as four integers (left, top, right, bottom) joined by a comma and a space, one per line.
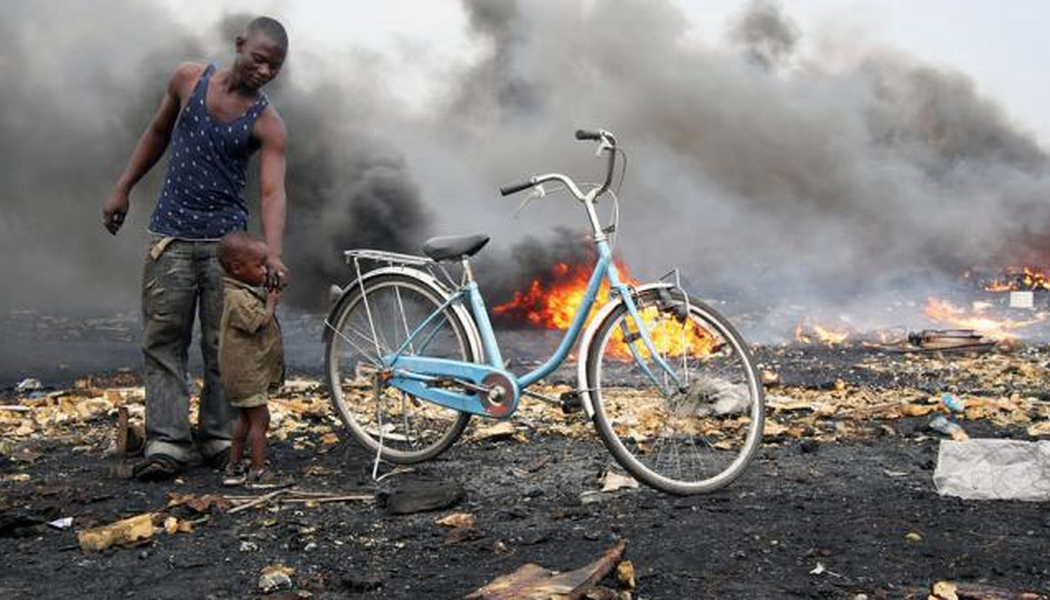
102, 17, 290, 480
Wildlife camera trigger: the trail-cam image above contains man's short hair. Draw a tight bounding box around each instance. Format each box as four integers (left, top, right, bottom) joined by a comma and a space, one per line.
246, 16, 288, 51
218, 231, 264, 272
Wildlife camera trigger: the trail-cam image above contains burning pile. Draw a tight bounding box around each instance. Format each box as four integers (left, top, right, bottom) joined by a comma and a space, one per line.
924, 297, 1048, 340
492, 260, 715, 359
967, 265, 1050, 292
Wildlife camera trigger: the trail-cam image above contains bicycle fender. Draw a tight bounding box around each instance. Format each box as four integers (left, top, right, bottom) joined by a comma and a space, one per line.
575, 282, 677, 418
322, 266, 484, 363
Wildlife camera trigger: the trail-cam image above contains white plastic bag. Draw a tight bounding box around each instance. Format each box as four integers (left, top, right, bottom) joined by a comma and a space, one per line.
934, 438, 1050, 501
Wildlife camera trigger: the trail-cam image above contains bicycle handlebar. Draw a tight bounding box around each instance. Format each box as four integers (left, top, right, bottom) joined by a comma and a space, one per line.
498, 129, 618, 200
499, 179, 535, 197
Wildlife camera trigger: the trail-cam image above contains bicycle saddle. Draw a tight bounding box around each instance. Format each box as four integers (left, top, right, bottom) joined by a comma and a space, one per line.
422, 234, 490, 261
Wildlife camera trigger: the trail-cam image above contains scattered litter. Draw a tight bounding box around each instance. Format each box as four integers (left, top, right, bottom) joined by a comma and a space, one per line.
435, 512, 476, 529
934, 439, 1050, 501
15, 378, 43, 393
258, 563, 295, 593
928, 416, 969, 441
77, 513, 156, 552
167, 493, 231, 514
466, 540, 625, 600
904, 531, 923, 543
468, 421, 522, 443
599, 470, 639, 493
940, 393, 966, 413
616, 560, 636, 589
809, 563, 826, 576
929, 580, 1044, 600
47, 517, 73, 530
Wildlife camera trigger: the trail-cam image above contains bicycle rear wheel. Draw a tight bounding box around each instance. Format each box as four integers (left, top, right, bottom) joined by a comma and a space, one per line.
585, 289, 764, 495
325, 272, 477, 463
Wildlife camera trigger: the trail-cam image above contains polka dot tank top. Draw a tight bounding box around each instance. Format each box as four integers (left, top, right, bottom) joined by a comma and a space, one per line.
149, 64, 269, 240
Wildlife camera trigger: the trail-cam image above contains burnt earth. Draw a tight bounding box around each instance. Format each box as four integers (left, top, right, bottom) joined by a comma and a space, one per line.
1, 346, 1049, 598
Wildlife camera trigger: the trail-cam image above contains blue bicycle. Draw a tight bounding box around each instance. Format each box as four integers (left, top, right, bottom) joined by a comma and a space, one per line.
323, 130, 764, 495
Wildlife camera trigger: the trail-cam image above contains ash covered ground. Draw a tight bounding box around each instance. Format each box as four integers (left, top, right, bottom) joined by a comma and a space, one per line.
1, 311, 1050, 598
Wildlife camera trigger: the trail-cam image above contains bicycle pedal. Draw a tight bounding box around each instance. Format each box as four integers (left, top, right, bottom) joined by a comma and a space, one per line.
559, 390, 583, 414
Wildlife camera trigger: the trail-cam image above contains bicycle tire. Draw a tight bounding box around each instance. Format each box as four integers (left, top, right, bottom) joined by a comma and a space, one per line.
324, 271, 477, 463
585, 289, 764, 495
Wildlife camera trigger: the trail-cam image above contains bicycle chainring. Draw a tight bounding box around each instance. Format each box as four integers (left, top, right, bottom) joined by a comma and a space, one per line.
479, 372, 515, 417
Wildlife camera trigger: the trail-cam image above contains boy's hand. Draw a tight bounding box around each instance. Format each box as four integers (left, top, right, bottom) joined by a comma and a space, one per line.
265, 255, 290, 291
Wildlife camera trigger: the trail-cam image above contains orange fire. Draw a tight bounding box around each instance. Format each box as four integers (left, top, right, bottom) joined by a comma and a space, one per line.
492, 260, 714, 358
976, 265, 1050, 292
924, 296, 1047, 339
794, 320, 850, 347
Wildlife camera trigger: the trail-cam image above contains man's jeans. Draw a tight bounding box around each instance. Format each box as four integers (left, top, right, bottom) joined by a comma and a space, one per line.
142, 235, 233, 463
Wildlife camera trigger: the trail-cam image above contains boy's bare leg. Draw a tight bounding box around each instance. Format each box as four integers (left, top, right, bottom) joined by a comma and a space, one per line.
230, 409, 250, 467
245, 405, 270, 472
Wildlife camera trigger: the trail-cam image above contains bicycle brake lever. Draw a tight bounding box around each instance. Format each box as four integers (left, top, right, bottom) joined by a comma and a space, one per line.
595, 139, 613, 157
530, 183, 547, 199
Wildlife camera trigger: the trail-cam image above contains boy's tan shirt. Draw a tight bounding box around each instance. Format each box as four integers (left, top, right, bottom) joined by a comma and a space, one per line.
218, 277, 284, 402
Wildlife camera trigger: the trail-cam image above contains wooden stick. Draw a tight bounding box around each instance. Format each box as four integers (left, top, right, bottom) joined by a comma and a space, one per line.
280, 494, 374, 504
227, 490, 289, 514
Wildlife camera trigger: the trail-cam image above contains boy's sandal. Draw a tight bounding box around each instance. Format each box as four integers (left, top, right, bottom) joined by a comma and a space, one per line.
222, 462, 248, 487
132, 454, 181, 482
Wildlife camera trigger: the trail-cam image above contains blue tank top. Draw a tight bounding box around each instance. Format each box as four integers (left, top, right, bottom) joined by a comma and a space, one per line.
149, 64, 269, 240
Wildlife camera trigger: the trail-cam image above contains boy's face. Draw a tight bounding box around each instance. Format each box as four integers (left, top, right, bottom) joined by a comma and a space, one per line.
230, 243, 268, 287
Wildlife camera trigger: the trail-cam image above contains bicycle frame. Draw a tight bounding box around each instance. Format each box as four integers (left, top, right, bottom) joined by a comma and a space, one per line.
385, 236, 684, 401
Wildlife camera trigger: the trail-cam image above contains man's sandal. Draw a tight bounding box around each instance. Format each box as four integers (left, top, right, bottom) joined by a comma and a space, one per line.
132, 454, 181, 482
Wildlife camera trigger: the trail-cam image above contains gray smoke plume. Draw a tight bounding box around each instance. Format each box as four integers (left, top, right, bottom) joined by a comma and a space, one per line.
729, 0, 800, 68
434, 0, 1050, 328
2, 0, 1049, 341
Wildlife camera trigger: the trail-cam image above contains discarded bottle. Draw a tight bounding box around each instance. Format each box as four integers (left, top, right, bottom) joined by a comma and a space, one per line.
928, 415, 969, 441
940, 393, 966, 413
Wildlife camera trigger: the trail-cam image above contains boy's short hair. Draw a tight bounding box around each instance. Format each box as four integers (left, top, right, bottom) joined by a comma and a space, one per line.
218, 231, 264, 272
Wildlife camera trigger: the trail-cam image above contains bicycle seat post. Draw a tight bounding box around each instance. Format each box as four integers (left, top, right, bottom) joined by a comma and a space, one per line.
461, 258, 475, 283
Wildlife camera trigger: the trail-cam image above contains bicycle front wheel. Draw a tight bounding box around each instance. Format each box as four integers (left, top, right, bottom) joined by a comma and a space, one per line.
585, 289, 764, 495
325, 272, 477, 463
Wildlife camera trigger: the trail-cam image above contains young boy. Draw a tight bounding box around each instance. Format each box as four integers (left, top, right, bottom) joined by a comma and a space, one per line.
216, 231, 285, 487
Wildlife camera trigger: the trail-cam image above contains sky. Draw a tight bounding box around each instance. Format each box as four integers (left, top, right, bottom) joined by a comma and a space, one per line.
156, 0, 1050, 148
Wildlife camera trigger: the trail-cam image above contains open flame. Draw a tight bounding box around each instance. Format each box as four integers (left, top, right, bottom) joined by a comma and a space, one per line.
966, 265, 1050, 292
794, 320, 850, 347
924, 296, 1047, 339
492, 260, 714, 358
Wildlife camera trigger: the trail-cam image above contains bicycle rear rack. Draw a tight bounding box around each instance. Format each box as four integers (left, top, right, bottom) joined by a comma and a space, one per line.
343, 249, 434, 267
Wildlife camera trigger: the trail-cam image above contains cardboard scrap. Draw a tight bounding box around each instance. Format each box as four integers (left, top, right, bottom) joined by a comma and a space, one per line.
78, 513, 156, 551
466, 540, 626, 600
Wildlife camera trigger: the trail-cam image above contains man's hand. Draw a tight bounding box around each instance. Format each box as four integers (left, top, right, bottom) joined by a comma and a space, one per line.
103, 190, 130, 235
265, 255, 290, 291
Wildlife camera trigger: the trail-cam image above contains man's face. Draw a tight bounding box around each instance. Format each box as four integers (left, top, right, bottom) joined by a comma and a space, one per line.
234, 34, 286, 91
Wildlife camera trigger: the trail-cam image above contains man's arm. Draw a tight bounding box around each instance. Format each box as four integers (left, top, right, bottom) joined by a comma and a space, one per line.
255, 107, 289, 289
102, 63, 200, 235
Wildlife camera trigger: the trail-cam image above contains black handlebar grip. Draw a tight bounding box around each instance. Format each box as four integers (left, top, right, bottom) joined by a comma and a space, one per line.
575, 129, 602, 141
499, 180, 534, 196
